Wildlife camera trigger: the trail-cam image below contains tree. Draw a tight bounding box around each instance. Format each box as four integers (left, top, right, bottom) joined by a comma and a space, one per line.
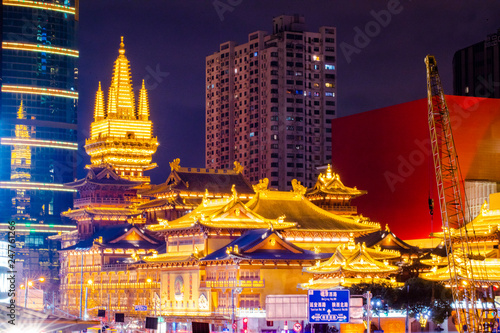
393, 277, 452, 324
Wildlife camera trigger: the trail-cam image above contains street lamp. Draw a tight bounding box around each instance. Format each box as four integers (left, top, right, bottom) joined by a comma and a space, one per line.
24, 276, 45, 309
84, 279, 93, 319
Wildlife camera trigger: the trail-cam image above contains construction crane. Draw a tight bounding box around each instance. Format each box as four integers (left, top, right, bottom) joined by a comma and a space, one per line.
425, 55, 481, 333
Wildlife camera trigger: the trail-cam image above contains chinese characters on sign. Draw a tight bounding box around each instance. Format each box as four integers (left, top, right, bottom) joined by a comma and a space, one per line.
308, 289, 350, 323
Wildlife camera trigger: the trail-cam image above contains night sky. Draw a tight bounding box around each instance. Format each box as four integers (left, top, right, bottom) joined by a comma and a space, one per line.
77, 1, 500, 183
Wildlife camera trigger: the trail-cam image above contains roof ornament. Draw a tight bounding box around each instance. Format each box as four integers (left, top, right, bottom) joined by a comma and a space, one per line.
313, 246, 321, 254
169, 158, 181, 172
234, 245, 239, 254
253, 178, 269, 193
291, 179, 307, 195
385, 224, 391, 232
231, 184, 238, 200
233, 161, 244, 174
203, 189, 209, 207
347, 235, 355, 250
481, 200, 489, 216
326, 164, 333, 179
268, 221, 274, 231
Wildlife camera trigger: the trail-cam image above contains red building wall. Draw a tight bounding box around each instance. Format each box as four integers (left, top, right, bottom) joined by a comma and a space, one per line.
332, 96, 500, 240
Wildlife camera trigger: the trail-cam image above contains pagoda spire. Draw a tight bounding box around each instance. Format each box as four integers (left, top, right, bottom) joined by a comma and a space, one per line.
17, 100, 26, 120
94, 82, 105, 120
108, 36, 135, 119
138, 79, 149, 120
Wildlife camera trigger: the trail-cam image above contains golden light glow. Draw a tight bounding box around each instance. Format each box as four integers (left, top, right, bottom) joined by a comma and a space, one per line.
0, 181, 77, 192
2, 85, 78, 99
85, 37, 157, 182
3, 0, 76, 14
2, 42, 79, 57
1, 138, 78, 150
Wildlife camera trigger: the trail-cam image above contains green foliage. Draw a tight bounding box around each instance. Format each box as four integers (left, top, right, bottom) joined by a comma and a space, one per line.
349, 278, 453, 325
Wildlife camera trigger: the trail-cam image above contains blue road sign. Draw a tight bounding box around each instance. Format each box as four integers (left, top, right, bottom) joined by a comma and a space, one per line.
134, 305, 148, 311
308, 289, 350, 324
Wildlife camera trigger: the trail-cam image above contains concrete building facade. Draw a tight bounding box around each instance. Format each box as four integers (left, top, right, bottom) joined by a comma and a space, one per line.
453, 28, 500, 98
205, 15, 336, 190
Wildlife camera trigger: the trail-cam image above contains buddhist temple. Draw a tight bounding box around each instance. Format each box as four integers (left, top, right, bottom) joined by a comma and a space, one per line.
421, 193, 500, 285
305, 164, 367, 215
59, 224, 164, 318
62, 165, 142, 238
300, 240, 401, 290
84, 37, 158, 183
356, 224, 420, 264
139, 159, 254, 221
245, 178, 380, 252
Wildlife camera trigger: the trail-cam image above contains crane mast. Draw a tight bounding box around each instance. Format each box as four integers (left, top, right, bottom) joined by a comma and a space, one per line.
425, 55, 479, 333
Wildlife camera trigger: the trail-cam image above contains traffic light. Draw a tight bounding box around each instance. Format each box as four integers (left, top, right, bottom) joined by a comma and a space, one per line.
243, 317, 248, 333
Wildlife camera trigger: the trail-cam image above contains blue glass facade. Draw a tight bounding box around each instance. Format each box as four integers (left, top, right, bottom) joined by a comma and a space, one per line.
0, 1, 78, 224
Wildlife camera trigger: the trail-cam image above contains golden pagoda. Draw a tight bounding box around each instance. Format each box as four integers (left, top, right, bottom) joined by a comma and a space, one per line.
85, 37, 158, 183
300, 241, 401, 290
306, 164, 367, 215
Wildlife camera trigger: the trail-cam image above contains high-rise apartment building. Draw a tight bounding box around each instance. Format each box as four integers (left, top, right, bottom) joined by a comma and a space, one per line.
206, 15, 336, 190
0, 0, 79, 223
453, 28, 500, 98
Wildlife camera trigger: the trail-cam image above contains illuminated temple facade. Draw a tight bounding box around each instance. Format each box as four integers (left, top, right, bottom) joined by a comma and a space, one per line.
84, 37, 158, 183
421, 193, 500, 285
62, 38, 157, 240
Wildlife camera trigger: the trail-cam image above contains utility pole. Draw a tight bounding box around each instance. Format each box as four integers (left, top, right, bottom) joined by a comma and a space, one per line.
24, 276, 28, 308
406, 284, 409, 333
79, 252, 84, 319
364, 291, 372, 333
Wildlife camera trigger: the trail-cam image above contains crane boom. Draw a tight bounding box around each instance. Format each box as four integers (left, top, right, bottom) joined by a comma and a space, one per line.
425, 55, 479, 333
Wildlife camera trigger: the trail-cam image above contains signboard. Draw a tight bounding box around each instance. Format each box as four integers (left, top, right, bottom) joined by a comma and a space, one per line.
134, 305, 148, 311
308, 289, 350, 323
293, 323, 302, 332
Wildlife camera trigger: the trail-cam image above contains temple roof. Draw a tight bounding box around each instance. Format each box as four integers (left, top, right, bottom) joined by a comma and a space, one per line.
355, 224, 418, 252
65, 164, 141, 188
431, 201, 500, 240
62, 207, 141, 218
420, 258, 500, 283
245, 190, 380, 233
304, 243, 400, 275
142, 159, 254, 196
62, 224, 163, 251
148, 192, 296, 232
306, 164, 367, 199
201, 228, 331, 262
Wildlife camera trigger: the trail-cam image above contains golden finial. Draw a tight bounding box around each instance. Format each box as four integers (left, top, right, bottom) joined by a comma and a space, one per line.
202, 188, 209, 201
385, 224, 391, 232
313, 246, 321, 254
233, 161, 244, 173
326, 164, 333, 179
234, 245, 239, 254
119, 36, 125, 55
169, 158, 181, 171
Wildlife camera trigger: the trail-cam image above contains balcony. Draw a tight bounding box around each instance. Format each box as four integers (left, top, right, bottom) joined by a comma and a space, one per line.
200, 279, 265, 289
74, 197, 129, 208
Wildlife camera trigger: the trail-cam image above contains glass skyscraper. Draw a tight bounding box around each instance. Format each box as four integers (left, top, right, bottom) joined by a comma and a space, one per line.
0, 0, 79, 224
